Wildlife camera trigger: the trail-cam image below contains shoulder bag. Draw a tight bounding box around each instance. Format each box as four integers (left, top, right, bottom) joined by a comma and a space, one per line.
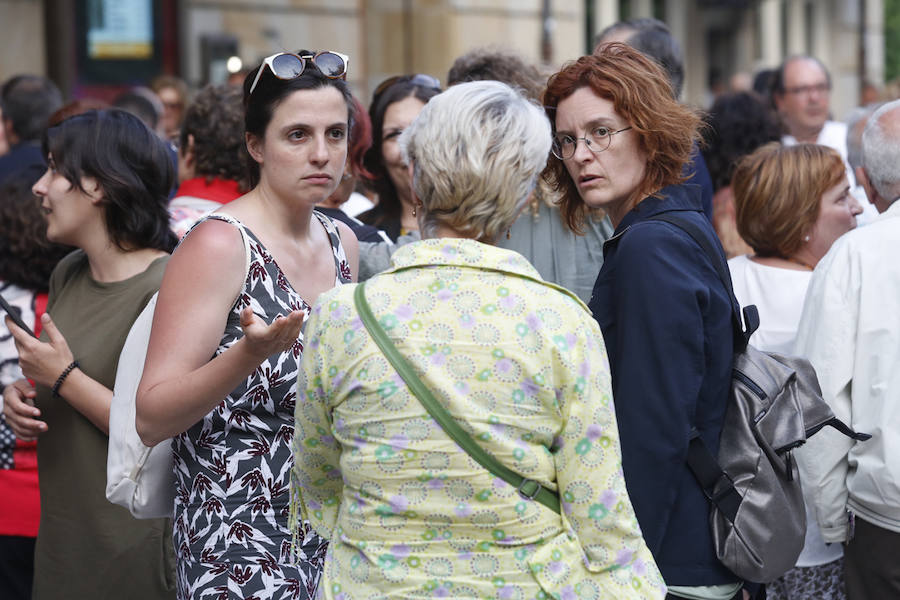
353, 280, 560, 514
106, 214, 252, 518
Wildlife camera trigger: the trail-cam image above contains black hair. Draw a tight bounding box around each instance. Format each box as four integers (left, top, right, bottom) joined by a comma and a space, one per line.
359, 79, 441, 231
702, 91, 782, 191
242, 50, 356, 188
594, 18, 684, 98
627, 27, 684, 98
112, 89, 161, 131
42, 109, 178, 253
0, 164, 73, 290
0, 74, 63, 142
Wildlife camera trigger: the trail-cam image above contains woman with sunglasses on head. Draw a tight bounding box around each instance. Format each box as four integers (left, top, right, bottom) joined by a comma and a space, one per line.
544, 45, 749, 599
2, 110, 177, 600
357, 74, 442, 242
135, 50, 359, 600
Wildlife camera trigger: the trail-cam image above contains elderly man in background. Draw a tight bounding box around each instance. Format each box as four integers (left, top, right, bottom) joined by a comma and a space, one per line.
795, 99, 900, 600
844, 102, 883, 224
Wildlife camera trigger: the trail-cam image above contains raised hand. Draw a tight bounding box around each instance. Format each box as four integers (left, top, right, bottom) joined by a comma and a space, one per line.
239, 307, 305, 361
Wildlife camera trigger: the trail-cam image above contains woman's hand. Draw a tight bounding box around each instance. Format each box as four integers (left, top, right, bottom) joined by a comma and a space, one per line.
7, 313, 74, 388
2, 379, 46, 440
239, 307, 305, 361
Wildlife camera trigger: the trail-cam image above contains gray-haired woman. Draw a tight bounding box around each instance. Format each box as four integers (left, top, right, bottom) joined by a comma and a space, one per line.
291, 80, 665, 599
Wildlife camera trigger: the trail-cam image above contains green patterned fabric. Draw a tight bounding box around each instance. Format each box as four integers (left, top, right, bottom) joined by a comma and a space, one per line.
292, 238, 666, 599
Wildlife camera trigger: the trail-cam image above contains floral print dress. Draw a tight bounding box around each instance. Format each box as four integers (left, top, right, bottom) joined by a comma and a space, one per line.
173, 212, 351, 600
292, 239, 666, 600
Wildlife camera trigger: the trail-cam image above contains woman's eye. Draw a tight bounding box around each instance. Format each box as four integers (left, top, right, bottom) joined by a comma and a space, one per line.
383, 130, 402, 142
328, 128, 346, 141
593, 127, 611, 137
288, 130, 307, 141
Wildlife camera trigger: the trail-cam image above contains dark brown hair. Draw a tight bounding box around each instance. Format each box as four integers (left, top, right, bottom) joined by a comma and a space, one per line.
0, 165, 72, 290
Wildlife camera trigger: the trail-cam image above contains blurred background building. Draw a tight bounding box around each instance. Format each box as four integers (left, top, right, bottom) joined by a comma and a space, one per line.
0, 0, 894, 116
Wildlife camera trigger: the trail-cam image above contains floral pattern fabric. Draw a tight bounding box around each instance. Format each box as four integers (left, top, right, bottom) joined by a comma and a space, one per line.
173, 211, 351, 600
292, 239, 666, 600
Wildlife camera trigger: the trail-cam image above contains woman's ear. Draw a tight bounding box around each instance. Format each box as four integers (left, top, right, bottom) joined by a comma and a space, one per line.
245, 132, 264, 165
83, 177, 105, 205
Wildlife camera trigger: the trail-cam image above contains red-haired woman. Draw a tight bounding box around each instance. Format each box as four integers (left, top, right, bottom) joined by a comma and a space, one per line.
543, 44, 747, 599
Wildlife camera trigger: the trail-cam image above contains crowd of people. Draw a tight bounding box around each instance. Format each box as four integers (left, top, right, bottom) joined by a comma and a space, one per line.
1, 16, 899, 600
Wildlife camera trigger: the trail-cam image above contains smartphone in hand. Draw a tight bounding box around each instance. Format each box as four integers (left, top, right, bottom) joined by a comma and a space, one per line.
0, 292, 36, 338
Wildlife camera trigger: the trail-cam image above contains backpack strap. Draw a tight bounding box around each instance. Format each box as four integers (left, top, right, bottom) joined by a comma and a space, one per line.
651, 213, 758, 349
648, 213, 751, 526
353, 281, 561, 514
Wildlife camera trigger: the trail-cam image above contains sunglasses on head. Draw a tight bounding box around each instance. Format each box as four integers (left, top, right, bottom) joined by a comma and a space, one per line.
248, 51, 349, 96
372, 74, 442, 105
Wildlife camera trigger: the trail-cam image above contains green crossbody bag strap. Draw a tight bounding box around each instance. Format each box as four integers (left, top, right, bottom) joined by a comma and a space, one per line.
353, 281, 561, 514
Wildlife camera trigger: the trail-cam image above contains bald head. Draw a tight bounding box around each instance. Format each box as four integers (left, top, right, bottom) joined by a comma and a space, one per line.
861, 100, 900, 211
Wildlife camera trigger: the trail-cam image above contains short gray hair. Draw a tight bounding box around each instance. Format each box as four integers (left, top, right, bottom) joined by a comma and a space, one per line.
862, 99, 900, 203
845, 102, 882, 172
400, 80, 551, 242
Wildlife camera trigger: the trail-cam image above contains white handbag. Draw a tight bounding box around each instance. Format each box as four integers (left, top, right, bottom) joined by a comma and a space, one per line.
106, 292, 173, 518
106, 213, 251, 519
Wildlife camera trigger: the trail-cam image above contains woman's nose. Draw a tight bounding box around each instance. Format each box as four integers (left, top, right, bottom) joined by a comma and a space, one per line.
31, 168, 51, 196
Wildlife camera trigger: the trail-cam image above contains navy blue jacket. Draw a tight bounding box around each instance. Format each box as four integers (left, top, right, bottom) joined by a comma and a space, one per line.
588, 184, 737, 586
686, 147, 714, 221
0, 141, 44, 187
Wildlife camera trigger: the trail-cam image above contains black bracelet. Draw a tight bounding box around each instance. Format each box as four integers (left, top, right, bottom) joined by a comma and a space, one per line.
51, 360, 79, 398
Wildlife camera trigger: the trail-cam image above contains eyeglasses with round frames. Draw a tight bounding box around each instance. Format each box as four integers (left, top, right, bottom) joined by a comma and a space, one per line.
783, 82, 830, 97
248, 51, 349, 97
551, 126, 632, 160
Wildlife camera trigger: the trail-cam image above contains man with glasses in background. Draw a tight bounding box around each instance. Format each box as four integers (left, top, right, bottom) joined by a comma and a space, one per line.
774, 56, 845, 154
774, 55, 879, 221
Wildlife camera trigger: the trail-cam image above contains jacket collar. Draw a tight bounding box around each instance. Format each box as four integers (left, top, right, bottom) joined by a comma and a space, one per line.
603, 184, 704, 249
386, 238, 543, 281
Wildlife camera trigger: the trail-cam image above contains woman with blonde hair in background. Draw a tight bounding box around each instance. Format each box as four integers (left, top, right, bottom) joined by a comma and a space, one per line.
292, 80, 665, 599
728, 142, 861, 600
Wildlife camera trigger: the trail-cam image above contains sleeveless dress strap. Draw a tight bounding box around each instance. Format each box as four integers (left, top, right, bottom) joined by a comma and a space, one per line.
312, 209, 352, 284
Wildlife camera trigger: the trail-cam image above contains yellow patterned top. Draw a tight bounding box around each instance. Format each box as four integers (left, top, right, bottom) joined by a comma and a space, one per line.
292, 238, 666, 599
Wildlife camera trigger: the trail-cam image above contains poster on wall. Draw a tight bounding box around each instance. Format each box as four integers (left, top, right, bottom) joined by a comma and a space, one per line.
87, 0, 154, 60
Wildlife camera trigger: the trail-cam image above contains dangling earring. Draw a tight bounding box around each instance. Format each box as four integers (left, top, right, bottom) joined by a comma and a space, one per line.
412, 205, 417, 217
506, 229, 511, 240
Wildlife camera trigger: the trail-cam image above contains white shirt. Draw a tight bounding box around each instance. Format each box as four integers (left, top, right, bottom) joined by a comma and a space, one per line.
794, 201, 900, 542
728, 255, 841, 566
783, 120, 880, 225
340, 191, 374, 217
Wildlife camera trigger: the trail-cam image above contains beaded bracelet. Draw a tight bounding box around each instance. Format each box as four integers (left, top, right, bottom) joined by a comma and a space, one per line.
52, 360, 79, 398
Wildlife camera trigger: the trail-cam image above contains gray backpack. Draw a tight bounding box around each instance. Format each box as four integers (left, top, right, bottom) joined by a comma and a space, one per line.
654, 214, 870, 583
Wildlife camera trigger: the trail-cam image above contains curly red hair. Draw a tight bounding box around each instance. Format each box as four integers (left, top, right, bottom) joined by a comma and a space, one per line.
543, 43, 702, 232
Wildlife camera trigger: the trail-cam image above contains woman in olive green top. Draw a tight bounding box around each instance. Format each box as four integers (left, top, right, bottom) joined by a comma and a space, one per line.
2, 110, 177, 599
